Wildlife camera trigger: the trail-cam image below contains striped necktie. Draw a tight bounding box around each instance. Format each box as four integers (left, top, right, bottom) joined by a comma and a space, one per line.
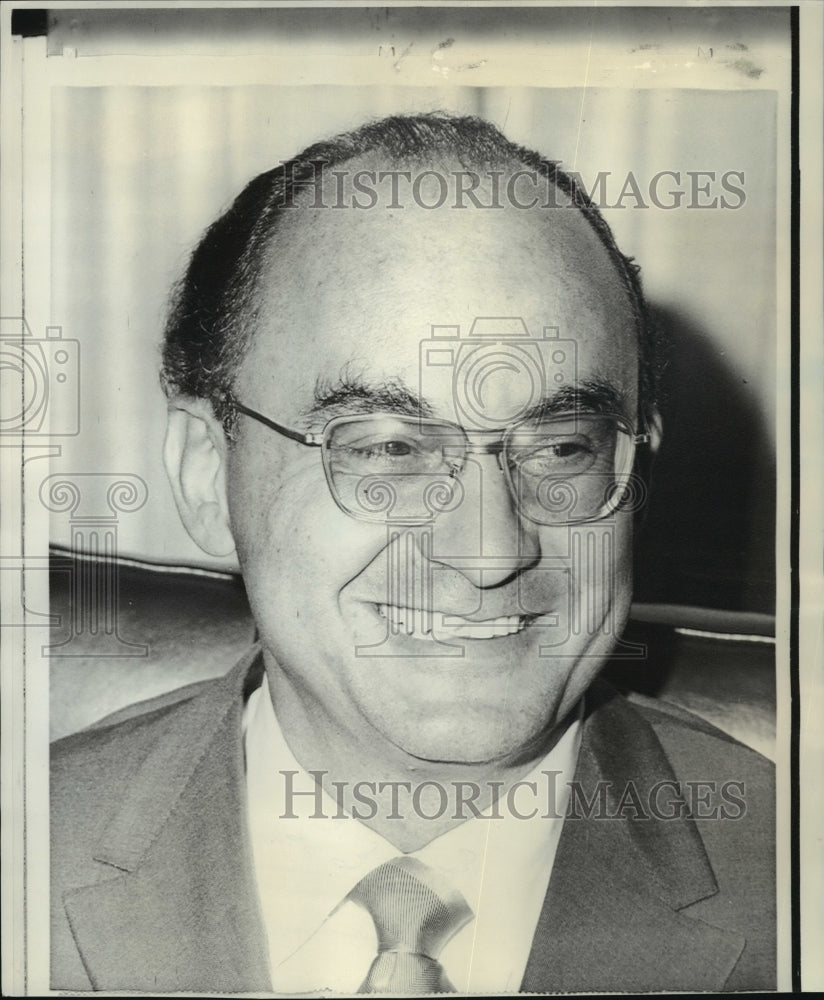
349, 856, 473, 993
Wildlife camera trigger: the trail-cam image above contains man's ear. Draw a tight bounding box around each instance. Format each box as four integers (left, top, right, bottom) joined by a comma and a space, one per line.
163, 397, 236, 557
633, 405, 663, 524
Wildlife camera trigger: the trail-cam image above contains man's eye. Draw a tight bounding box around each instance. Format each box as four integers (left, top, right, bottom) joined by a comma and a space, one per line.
548, 442, 588, 458
381, 439, 413, 457
516, 438, 594, 475
348, 438, 420, 460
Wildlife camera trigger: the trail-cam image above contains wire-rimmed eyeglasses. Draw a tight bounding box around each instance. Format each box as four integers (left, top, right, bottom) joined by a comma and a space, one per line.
232, 402, 650, 525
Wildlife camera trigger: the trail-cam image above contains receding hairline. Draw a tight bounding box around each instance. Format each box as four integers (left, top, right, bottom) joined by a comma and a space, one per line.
261, 145, 583, 251
251, 152, 638, 353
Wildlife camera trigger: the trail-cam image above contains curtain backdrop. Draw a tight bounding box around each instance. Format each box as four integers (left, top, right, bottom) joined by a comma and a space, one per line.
49, 83, 777, 612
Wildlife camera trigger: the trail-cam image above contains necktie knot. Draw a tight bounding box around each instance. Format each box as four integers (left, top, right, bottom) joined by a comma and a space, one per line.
349, 857, 472, 993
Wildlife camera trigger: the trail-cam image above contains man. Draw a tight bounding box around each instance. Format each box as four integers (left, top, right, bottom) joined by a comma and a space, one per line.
51, 113, 775, 993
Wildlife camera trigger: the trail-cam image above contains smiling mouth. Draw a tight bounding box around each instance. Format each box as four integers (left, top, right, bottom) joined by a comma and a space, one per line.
375, 603, 538, 639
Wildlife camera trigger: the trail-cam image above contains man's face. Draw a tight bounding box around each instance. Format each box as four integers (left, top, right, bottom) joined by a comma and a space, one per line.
225, 167, 640, 769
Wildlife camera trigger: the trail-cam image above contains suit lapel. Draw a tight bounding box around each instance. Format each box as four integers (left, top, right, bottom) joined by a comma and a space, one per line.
521, 683, 745, 993
62, 648, 271, 992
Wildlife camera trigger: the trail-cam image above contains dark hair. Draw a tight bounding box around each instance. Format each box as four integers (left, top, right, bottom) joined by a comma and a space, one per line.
161, 111, 659, 432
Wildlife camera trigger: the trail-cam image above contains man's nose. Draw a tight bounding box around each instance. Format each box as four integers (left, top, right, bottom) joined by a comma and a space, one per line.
428, 455, 540, 587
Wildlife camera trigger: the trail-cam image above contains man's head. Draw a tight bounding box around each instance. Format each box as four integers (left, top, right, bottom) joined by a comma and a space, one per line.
161, 113, 658, 432
161, 112, 661, 772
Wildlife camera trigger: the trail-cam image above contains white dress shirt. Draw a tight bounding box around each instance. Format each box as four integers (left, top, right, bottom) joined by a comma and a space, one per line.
243, 675, 581, 994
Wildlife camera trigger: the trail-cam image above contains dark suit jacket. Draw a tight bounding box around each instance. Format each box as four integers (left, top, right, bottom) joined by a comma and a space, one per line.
51, 646, 776, 992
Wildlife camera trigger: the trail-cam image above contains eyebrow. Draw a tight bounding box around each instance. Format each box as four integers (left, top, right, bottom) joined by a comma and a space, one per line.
520, 379, 629, 420
304, 373, 627, 426
306, 374, 435, 422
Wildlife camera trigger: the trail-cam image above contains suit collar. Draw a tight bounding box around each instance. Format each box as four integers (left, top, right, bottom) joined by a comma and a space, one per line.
521, 681, 745, 992
63, 647, 271, 992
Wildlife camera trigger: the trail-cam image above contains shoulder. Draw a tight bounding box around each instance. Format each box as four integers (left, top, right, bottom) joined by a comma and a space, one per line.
619, 689, 775, 831
50, 667, 246, 878
51, 645, 263, 784
50, 682, 213, 887
585, 683, 774, 825
52, 680, 208, 791
624, 689, 774, 784
51, 647, 261, 852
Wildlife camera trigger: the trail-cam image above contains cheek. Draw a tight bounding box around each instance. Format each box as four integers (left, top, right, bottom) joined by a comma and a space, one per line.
226, 446, 389, 605
226, 444, 318, 577
535, 515, 634, 566
574, 516, 635, 633
535, 516, 634, 612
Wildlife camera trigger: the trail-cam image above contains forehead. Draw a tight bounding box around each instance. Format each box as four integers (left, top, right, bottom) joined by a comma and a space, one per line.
236, 164, 638, 415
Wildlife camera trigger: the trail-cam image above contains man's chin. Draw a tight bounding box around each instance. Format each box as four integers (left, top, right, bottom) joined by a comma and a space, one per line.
376, 704, 559, 770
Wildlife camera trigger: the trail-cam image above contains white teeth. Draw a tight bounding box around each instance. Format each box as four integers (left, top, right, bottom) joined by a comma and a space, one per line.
446, 613, 524, 639
376, 605, 527, 639
376, 604, 434, 636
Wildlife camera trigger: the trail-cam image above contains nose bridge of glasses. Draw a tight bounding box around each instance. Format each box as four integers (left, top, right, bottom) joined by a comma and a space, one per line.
460, 434, 507, 474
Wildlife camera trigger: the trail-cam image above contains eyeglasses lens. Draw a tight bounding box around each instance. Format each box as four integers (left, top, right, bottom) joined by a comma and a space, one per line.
324, 414, 632, 523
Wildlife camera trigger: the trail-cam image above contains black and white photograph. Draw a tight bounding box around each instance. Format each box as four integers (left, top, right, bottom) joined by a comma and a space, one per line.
1, 2, 821, 995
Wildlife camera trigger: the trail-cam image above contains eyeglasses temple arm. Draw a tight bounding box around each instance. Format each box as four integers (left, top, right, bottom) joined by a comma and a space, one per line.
232, 402, 323, 447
